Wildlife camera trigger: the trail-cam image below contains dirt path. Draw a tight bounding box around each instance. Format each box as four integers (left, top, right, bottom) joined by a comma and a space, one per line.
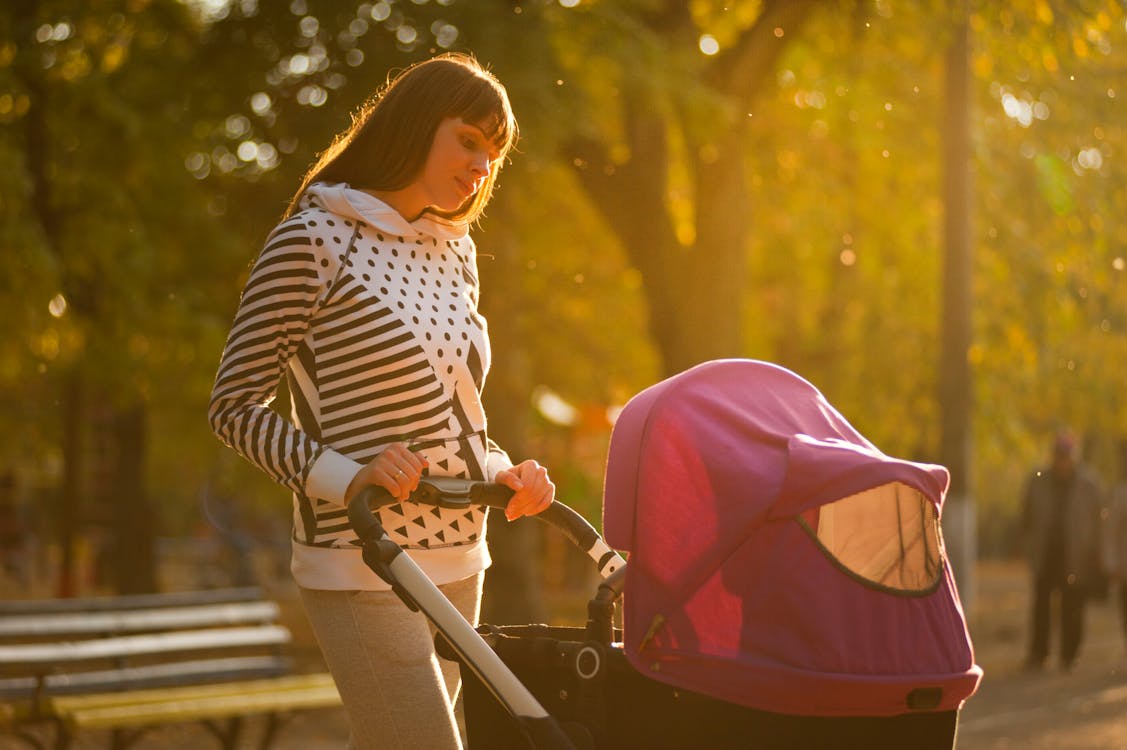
955, 560, 1127, 750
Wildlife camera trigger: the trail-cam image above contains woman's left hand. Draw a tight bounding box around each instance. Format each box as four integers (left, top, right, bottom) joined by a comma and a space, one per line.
494, 460, 555, 521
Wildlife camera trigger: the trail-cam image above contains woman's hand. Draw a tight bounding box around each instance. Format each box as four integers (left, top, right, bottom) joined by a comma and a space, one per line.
494, 460, 555, 521
344, 443, 428, 504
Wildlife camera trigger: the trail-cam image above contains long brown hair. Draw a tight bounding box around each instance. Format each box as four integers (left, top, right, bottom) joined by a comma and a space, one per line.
284, 52, 518, 223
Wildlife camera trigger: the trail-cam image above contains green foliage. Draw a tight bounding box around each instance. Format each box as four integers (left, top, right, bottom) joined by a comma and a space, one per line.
0, 0, 1124, 556
969, 0, 1127, 536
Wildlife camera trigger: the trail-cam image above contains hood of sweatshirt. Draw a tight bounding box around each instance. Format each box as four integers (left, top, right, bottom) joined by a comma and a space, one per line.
303, 182, 469, 242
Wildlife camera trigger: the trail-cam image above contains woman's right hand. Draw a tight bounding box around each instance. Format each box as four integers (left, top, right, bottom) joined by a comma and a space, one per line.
344, 443, 428, 504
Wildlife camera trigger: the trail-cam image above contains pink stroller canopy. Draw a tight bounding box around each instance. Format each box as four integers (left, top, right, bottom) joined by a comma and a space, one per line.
602, 360, 982, 716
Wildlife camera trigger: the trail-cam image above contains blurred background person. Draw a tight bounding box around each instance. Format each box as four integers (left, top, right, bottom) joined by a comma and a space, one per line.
1021, 430, 1107, 672
1107, 440, 1127, 652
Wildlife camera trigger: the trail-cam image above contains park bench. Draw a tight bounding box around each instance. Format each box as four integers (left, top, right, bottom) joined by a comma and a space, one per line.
0, 586, 340, 749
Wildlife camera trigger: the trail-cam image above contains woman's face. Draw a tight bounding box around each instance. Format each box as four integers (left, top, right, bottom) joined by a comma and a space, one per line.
405, 116, 500, 217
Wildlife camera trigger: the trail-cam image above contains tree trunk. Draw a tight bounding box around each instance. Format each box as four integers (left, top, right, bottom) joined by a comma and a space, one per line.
687, 130, 753, 370
567, 0, 817, 377
14, 0, 83, 597
16, 0, 159, 596
939, 6, 976, 618
57, 371, 83, 597
107, 401, 159, 594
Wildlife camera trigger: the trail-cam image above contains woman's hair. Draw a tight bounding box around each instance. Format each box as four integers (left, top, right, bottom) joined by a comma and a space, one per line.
284, 52, 518, 223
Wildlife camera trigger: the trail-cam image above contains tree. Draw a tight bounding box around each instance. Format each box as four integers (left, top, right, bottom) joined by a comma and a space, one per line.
2, 0, 268, 592
557, 0, 819, 376
940, 1, 975, 614
3, 0, 1124, 608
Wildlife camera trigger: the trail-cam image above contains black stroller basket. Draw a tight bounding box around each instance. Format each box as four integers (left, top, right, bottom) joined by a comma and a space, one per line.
446, 622, 832, 750
454, 622, 958, 750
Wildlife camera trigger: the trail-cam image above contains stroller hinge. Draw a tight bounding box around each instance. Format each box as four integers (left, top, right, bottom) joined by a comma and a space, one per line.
585, 596, 615, 644
361, 536, 421, 612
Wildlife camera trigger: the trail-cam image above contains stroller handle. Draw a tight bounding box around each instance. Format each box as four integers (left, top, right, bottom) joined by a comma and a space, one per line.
348, 477, 626, 580
346, 478, 588, 750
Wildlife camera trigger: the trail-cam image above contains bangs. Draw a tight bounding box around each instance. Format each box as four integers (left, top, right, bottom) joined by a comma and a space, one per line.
451, 81, 518, 156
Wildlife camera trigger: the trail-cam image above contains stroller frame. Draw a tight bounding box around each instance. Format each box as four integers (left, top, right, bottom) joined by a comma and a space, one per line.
348, 479, 623, 749
348, 478, 961, 750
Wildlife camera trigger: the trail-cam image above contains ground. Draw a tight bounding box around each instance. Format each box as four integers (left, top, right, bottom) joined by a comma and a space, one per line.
6, 558, 1127, 748
955, 560, 1127, 750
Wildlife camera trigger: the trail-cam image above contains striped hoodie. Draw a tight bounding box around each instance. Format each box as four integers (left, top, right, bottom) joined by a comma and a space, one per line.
208, 182, 512, 591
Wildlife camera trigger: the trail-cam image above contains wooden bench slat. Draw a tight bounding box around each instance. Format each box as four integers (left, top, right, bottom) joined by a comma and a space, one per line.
66, 686, 342, 730
52, 673, 338, 712
0, 656, 293, 699
0, 601, 281, 638
55, 674, 341, 730
1, 590, 337, 747
0, 625, 291, 667
1, 588, 265, 615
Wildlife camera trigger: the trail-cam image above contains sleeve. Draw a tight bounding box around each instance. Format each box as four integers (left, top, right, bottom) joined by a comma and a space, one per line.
484, 437, 514, 481
207, 216, 359, 500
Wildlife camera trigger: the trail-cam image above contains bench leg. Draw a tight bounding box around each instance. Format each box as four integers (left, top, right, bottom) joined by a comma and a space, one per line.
110, 727, 148, 750
51, 721, 73, 750
6, 726, 51, 750
201, 716, 244, 750
258, 712, 293, 750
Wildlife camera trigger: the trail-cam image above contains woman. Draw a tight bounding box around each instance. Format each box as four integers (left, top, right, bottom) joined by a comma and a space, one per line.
208, 52, 555, 749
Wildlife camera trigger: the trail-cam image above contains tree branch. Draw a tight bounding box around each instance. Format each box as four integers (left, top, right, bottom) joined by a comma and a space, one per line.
706, 0, 821, 104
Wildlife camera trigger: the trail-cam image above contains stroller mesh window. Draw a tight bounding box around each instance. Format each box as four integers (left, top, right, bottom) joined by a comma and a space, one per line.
806, 482, 942, 593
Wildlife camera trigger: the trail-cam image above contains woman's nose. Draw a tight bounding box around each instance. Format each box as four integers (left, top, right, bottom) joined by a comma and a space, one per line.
471, 152, 491, 179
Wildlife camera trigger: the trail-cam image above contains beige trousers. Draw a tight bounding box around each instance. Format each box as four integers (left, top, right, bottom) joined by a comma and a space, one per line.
299, 572, 483, 750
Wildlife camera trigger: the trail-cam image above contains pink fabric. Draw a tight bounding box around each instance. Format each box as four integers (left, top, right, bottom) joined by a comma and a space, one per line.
602, 360, 982, 716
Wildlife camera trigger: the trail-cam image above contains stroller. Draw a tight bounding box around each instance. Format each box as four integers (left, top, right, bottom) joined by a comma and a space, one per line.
348, 359, 982, 749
